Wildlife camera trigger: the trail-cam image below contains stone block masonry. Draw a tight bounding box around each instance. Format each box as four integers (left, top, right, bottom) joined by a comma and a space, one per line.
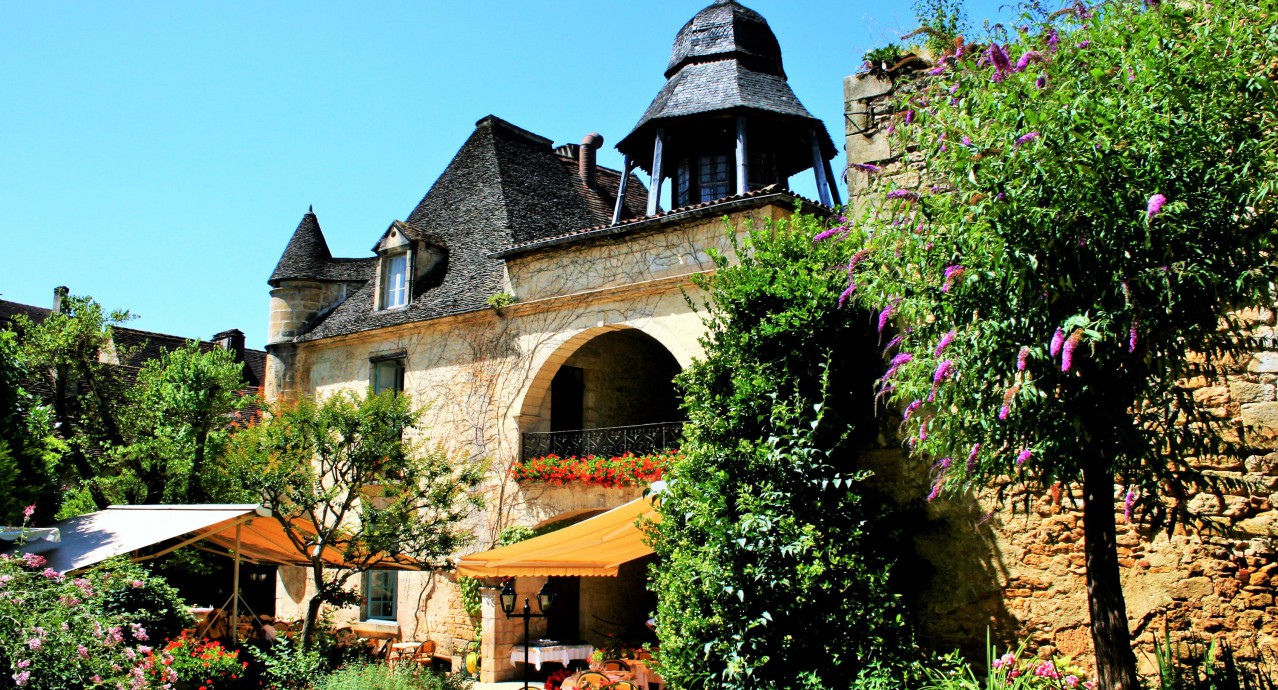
846, 69, 1278, 672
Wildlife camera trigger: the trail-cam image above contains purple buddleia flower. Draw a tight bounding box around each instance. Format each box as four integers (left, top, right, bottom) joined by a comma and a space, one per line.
1049, 327, 1066, 357
998, 404, 1010, 420
1074, 2, 1092, 19
1035, 75, 1047, 89
1017, 346, 1031, 371
941, 265, 965, 293
848, 162, 882, 174
813, 224, 850, 242
1048, 28, 1060, 53
838, 283, 856, 307
987, 43, 1012, 75
884, 352, 914, 379
1077, 40, 1091, 48
949, 83, 959, 94
1129, 317, 1140, 353
903, 399, 922, 420
935, 329, 956, 357
961, 135, 973, 147
1016, 448, 1032, 466
928, 480, 944, 501
1015, 132, 1041, 146
883, 334, 904, 354
919, 419, 928, 441
1062, 329, 1084, 372
887, 121, 895, 135
933, 360, 955, 384
1124, 487, 1138, 520
1147, 193, 1167, 218
848, 249, 870, 273
878, 301, 897, 332
996, 192, 1006, 201
887, 189, 921, 202
938, 457, 953, 470
905, 110, 915, 124
1015, 51, 1041, 72
966, 444, 981, 472
929, 64, 948, 76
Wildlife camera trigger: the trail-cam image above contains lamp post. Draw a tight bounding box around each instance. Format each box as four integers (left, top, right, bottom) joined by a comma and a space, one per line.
500, 578, 555, 690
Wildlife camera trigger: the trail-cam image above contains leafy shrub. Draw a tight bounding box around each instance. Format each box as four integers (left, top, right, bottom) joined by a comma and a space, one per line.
314, 662, 473, 690
649, 215, 917, 689
244, 638, 326, 690
0, 552, 187, 689
920, 641, 1092, 690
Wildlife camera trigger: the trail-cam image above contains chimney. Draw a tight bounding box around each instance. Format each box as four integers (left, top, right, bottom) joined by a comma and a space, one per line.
579, 133, 604, 190
52, 286, 69, 314
212, 328, 246, 361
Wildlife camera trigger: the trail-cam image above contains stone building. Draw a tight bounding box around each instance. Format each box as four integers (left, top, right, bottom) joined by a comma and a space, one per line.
264, 0, 837, 680
843, 68, 1278, 669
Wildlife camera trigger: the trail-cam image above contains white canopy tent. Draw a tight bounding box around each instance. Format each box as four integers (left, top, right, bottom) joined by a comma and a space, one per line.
2, 504, 425, 641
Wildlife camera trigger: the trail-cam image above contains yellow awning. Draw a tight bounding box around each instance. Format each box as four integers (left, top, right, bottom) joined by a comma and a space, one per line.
455, 496, 658, 577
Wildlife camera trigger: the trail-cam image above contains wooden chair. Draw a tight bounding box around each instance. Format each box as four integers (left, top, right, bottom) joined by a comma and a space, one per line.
575, 671, 611, 689
410, 640, 437, 665
603, 659, 631, 672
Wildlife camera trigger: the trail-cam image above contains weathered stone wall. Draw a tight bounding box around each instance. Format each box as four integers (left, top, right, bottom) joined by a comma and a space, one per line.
846, 71, 1278, 672
269, 206, 800, 681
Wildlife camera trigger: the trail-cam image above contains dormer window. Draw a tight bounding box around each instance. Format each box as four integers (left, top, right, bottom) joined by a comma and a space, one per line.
380, 252, 409, 309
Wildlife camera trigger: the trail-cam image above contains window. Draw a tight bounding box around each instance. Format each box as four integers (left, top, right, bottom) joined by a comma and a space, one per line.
372, 358, 405, 396
675, 154, 732, 207
380, 253, 409, 309
362, 570, 397, 621
697, 154, 730, 202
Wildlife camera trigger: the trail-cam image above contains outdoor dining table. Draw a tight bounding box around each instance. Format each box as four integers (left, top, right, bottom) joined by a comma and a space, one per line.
508, 642, 594, 670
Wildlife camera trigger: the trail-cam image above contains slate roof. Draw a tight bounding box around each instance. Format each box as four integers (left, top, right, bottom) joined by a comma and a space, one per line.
616, 0, 836, 169
493, 186, 831, 259
293, 115, 648, 342
269, 210, 376, 285
0, 298, 266, 417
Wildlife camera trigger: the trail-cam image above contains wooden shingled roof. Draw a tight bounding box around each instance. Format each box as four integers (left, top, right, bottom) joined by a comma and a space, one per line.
616, 0, 836, 171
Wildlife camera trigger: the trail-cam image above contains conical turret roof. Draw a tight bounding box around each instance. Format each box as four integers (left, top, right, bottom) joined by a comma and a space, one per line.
269, 210, 375, 286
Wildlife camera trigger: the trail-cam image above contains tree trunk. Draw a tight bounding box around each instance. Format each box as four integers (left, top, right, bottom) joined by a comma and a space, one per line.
301, 593, 324, 650
1082, 459, 1141, 690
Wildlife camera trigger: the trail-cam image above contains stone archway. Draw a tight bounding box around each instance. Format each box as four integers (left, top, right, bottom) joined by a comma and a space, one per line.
514, 325, 684, 460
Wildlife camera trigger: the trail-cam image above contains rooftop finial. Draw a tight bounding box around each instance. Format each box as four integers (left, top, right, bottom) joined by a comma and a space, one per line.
308, 204, 314, 214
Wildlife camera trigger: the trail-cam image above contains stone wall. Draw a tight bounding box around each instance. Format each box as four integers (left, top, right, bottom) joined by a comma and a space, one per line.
845, 70, 1278, 671
268, 205, 802, 681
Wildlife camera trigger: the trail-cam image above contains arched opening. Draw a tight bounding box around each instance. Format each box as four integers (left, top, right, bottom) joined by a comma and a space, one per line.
520, 328, 684, 462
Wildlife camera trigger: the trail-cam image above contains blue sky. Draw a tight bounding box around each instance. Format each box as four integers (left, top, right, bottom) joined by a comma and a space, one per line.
0, 0, 1016, 349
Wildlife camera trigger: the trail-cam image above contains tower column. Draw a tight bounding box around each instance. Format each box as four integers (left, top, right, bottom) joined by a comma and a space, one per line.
612, 157, 634, 225
735, 116, 749, 195
647, 128, 666, 217
810, 128, 834, 207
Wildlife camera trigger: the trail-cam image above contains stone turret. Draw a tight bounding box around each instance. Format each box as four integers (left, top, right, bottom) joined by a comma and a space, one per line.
265, 208, 373, 399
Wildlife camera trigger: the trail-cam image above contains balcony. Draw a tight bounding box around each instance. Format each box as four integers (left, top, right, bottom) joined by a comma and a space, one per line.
520, 421, 684, 462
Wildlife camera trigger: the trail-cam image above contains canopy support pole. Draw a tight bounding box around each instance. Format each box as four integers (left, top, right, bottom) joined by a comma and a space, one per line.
231, 523, 241, 647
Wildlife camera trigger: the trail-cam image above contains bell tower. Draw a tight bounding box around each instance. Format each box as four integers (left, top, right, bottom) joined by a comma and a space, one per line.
614, 0, 840, 219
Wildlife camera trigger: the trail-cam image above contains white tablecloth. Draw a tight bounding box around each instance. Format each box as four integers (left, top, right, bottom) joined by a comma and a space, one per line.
510, 643, 594, 671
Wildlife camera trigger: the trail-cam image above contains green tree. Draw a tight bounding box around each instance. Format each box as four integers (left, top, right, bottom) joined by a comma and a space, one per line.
841, 3, 1278, 688
224, 391, 484, 647
111, 341, 252, 504
649, 216, 914, 690
0, 330, 63, 524
12, 295, 133, 511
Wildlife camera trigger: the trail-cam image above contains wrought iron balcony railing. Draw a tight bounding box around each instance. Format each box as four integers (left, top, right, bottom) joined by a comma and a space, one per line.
520, 421, 685, 463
